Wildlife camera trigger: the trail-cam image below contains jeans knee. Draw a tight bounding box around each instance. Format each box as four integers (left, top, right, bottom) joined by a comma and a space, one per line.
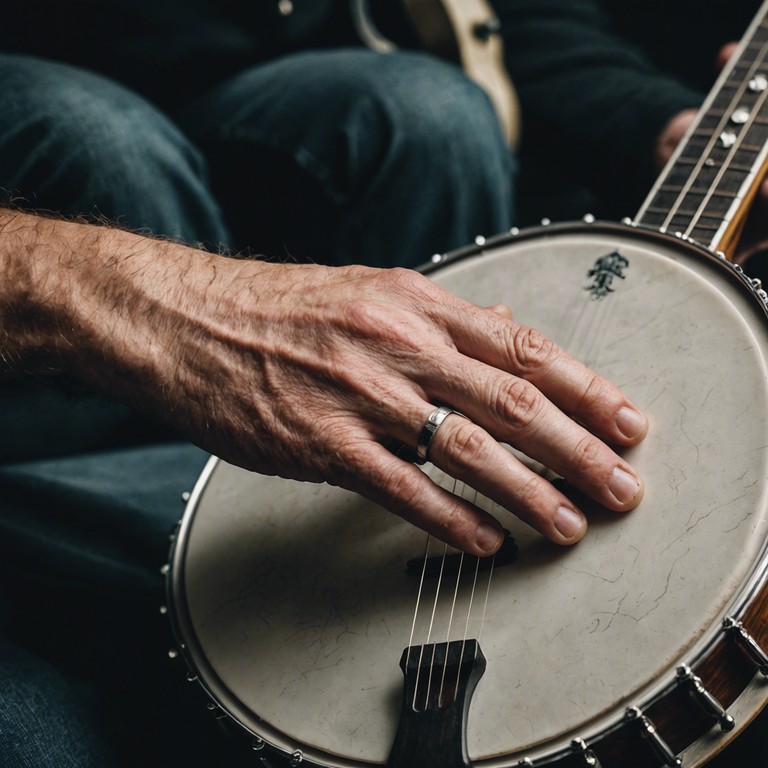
342, 51, 513, 192
0, 55, 227, 244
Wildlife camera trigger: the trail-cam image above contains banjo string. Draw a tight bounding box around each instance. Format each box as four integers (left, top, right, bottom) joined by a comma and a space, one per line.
406, 533, 433, 671
437, 547, 466, 705
684, 72, 768, 241
411, 536, 448, 710
410, 478, 495, 708
658, 29, 768, 236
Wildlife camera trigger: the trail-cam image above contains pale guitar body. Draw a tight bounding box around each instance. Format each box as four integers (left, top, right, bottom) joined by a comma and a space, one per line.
349, 0, 520, 147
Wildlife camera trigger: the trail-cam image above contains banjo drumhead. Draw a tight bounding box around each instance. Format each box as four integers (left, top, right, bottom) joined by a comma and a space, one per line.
170, 223, 768, 766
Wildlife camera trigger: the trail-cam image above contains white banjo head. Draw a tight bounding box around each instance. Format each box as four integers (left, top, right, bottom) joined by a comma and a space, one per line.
170, 223, 768, 767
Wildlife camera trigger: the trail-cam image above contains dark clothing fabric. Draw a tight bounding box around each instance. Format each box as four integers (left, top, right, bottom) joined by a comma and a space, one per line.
496, 0, 761, 220
0, 0, 346, 112
0, 0, 760, 219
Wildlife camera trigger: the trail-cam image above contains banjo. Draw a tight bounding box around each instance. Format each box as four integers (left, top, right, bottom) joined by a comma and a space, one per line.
167, 4, 768, 767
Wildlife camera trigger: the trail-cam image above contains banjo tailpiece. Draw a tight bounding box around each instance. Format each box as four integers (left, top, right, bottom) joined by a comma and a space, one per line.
387, 639, 486, 768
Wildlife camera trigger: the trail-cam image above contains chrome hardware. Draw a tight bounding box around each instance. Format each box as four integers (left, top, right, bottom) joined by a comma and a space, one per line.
181, 491, 191, 503
252, 737, 266, 751
277, 0, 294, 16
516, 760, 533, 766
583, 213, 596, 224
186, 670, 198, 682
676, 665, 735, 731
625, 707, 682, 767
430, 253, 443, 264
159, 605, 168, 615
540, 218, 551, 226
474, 235, 487, 246
751, 277, 763, 291
290, 750, 304, 765
159, 563, 169, 576
167, 648, 179, 659
715, 251, 727, 260
571, 737, 602, 767
724, 617, 768, 674
621, 217, 637, 227
509, 226, 520, 236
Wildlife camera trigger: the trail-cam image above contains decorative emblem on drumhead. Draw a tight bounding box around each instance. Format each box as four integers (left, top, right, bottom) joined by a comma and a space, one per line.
585, 251, 629, 299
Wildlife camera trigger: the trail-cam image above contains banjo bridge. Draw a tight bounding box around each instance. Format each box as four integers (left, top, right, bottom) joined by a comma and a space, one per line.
387, 639, 486, 768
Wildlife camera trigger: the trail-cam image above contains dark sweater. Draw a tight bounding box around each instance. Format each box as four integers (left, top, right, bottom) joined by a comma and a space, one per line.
495, 0, 761, 219
0, 0, 762, 219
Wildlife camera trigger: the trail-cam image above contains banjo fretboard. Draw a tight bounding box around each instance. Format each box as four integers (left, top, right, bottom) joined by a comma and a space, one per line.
636, 1, 768, 257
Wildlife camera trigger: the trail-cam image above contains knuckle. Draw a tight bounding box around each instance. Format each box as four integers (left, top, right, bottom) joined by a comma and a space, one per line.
432, 503, 464, 540
439, 419, 490, 474
341, 295, 391, 332
381, 464, 425, 510
569, 434, 605, 477
495, 378, 543, 431
575, 373, 612, 420
516, 473, 551, 519
342, 297, 419, 348
510, 325, 558, 373
384, 267, 435, 298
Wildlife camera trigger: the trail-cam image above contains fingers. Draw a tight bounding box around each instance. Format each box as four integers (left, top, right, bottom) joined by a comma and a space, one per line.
421, 394, 641, 523
654, 109, 698, 169
444, 309, 648, 447
352, 443, 505, 556
386, 303, 648, 549
426, 412, 590, 545
716, 41, 739, 71
369, 380, 641, 552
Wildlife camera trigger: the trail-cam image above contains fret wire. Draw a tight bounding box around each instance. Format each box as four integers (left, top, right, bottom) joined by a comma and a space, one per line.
654, 30, 768, 241
662, 33, 768, 234
639, 8, 768, 227
683, 82, 768, 242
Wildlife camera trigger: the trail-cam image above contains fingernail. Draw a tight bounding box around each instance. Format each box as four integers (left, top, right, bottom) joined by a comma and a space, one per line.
554, 505, 584, 539
616, 406, 648, 440
609, 466, 641, 504
476, 522, 502, 553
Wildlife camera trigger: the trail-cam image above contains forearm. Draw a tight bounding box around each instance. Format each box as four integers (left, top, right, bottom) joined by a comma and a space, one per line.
0, 208, 114, 379
0, 208, 225, 398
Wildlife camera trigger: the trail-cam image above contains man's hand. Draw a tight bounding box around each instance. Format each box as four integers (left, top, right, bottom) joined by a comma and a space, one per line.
1, 211, 647, 556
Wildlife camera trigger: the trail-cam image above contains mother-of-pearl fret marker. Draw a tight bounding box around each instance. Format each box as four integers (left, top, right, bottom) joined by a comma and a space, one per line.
731, 107, 751, 123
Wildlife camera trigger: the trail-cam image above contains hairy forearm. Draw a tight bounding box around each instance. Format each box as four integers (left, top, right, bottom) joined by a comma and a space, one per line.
0, 208, 224, 387
0, 208, 647, 556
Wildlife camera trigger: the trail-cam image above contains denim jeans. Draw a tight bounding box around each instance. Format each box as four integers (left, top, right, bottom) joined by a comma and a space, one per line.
0, 49, 514, 766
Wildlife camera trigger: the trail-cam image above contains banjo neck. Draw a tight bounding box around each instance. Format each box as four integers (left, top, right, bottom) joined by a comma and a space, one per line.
635, 0, 768, 259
